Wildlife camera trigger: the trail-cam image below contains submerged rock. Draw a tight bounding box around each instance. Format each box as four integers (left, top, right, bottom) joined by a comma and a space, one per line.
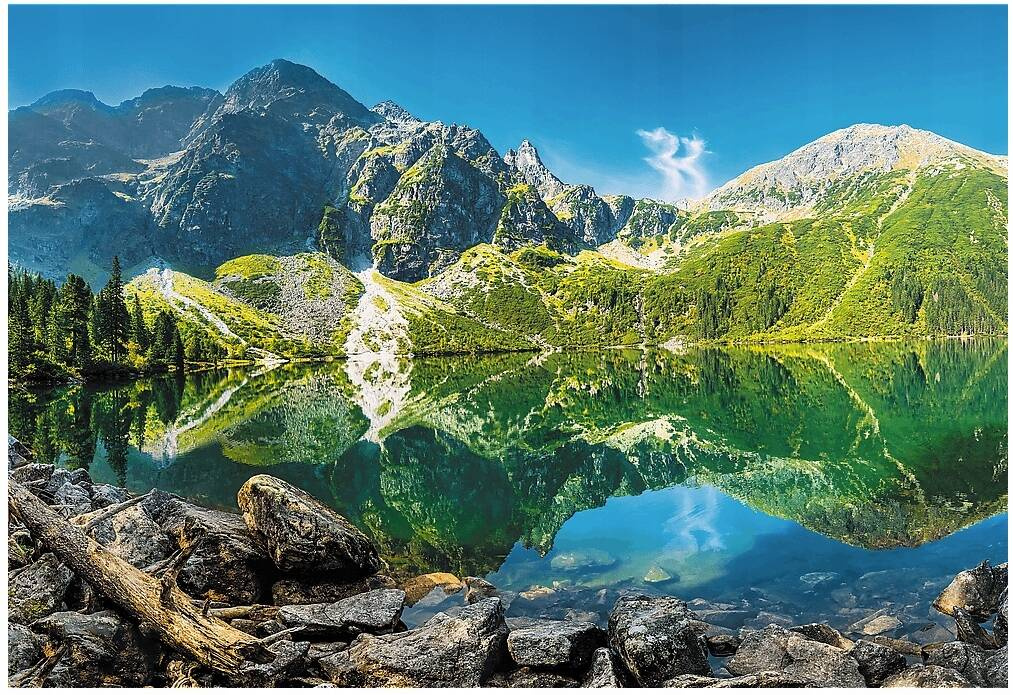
277, 588, 406, 639
932, 560, 1007, 621
582, 647, 627, 687
238, 474, 380, 578
643, 565, 673, 584
506, 619, 605, 672
848, 639, 907, 687
881, 664, 970, 687
706, 634, 741, 657
402, 572, 465, 606
320, 598, 508, 687
608, 594, 710, 686
727, 624, 864, 687
549, 549, 616, 572
8, 552, 75, 624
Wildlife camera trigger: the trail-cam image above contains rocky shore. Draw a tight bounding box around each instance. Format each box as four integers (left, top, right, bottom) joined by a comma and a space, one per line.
7, 449, 1009, 688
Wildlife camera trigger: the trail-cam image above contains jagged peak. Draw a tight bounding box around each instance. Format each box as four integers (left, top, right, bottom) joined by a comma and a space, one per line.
504, 138, 567, 200
372, 100, 421, 124
30, 89, 111, 112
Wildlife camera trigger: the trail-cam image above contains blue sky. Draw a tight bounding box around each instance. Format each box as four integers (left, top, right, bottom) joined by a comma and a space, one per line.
9, 4, 1008, 200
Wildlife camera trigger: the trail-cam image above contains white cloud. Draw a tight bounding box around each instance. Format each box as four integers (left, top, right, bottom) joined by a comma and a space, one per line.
635, 127, 710, 202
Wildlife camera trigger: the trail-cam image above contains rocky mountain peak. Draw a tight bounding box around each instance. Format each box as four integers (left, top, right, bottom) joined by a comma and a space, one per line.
372, 100, 420, 125
29, 89, 111, 113
504, 139, 567, 200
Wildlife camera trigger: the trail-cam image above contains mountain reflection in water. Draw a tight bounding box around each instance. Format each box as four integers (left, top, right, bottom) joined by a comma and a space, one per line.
10, 340, 1007, 597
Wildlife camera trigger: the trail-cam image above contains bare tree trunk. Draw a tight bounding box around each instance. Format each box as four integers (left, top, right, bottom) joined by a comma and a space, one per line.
8, 479, 272, 674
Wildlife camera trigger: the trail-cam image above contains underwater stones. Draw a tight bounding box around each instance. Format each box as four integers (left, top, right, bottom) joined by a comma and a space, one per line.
320, 598, 508, 687
402, 572, 465, 606
506, 619, 605, 672
608, 594, 710, 686
277, 588, 406, 639
238, 474, 380, 578
272, 574, 397, 605
582, 647, 627, 687
727, 624, 864, 687
881, 664, 970, 687
549, 549, 617, 572
933, 560, 1007, 621
643, 565, 673, 584
851, 613, 903, 636
800, 571, 840, 589
8, 552, 75, 624
848, 639, 907, 686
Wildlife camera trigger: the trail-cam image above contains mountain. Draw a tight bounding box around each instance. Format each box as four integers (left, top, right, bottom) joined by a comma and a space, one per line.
8, 59, 1008, 348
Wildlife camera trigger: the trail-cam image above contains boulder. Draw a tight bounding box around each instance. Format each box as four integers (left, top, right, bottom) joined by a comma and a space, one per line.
924, 641, 990, 687
238, 475, 380, 577
506, 619, 605, 672
848, 639, 907, 686
933, 560, 1007, 621
607, 594, 710, 686
234, 639, 311, 687
994, 588, 1008, 645
402, 572, 465, 606
90, 484, 131, 509
51, 481, 92, 517
29, 610, 156, 687
663, 671, 807, 687
705, 634, 741, 656
984, 648, 1007, 688
8, 552, 75, 624
8, 624, 42, 675
726, 624, 864, 687
277, 588, 405, 639
320, 598, 508, 687
9, 462, 53, 484
464, 576, 499, 604
485, 668, 581, 688
881, 664, 970, 687
850, 613, 902, 636
952, 607, 998, 648
789, 623, 854, 649
86, 505, 173, 568
582, 647, 627, 687
272, 574, 397, 605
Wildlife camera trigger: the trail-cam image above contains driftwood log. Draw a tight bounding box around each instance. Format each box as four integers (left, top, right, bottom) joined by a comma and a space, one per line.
8, 478, 274, 674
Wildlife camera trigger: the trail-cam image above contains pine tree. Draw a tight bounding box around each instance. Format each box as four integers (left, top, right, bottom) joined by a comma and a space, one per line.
97, 257, 131, 363
60, 274, 94, 369
131, 294, 150, 352
8, 274, 33, 372
172, 331, 185, 373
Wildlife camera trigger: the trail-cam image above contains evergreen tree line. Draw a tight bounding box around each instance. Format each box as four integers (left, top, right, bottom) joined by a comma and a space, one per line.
9, 257, 225, 382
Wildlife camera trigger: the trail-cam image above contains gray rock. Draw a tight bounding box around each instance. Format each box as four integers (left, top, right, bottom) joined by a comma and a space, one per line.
278, 588, 405, 639
727, 624, 864, 687
8, 552, 75, 624
984, 648, 1007, 687
90, 483, 130, 509
484, 667, 581, 688
789, 623, 854, 649
52, 481, 92, 517
549, 549, 617, 572
506, 619, 605, 672
464, 576, 500, 604
9, 463, 53, 485
995, 588, 1008, 645
799, 571, 840, 589
235, 639, 310, 687
272, 574, 397, 605
952, 607, 998, 648
29, 610, 155, 687
849, 639, 907, 686
924, 641, 990, 686
582, 647, 627, 687
881, 664, 970, 687
933, 560, 1007, 621
320, 598, 508, 687
607, 594, 710, 686
664, 671, 808, 687
87, 505, 173, 568
706, 634, 741, 656
8, 624, 41, 675
238, 474, 380, 577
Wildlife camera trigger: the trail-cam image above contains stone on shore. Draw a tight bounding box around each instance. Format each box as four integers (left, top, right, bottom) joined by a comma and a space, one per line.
277, 588, 406, 639
608, 594, 710, 686
881, 664, 970, 687
402, 572, 465, 606
8, 624, 42, 675
8, 552, 75, 624
705, 634, 741, 656
664, 671, 808, 687
238, 474, 380, 577
984, 648, 1008, 688
85, 505, 173, 568
932, 560, 1007, 620
464, 576, 500, 604
924, 641, 991, 687
727, 624, 864, 687
320, 598, 508, 687
506, 619, 605, 672
790, 623, 854, 649
272, 574, 397, 605
848, 639, 907, 686
485, 667, 581, 688
582, 647, 627, 687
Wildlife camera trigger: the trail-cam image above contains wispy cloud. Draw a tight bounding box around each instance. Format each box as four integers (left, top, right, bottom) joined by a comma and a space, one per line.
635, 127, 710, 202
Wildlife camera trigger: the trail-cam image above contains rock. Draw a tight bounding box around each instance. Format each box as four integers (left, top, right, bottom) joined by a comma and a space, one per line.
320, 598, 508, 687
706, 634, 741, 656
643, 565, 673, 584
8, 527, 34, 568
272, 574, 397, 605
663, 671, 808, 687
8, 624, 41, 675
238, 475, 380, 577
799, 571, 840, 589
52, 481, 92, 517
851, 613, 902, 636
933, 560, 1007, 621
994, 588, 1008, 645
607, 594, 710, 686
849, 639, 907, 686
582, 647, 627, 687
307, 642, 349, 662
10, 463, 53, 484
984, 648, 1007, 687
870, 635, 924, 656
30, 610, 156, 687
727, 624, 864, 687
694, 608, 754, 629
506, 619, 605, 672
924, 641, 990, 686
86, 505, 173, 568
277, 588, 405, 639
881, 664, 970, 687
68, 468, 92, 488
952, 607, 998, 648
464, 576, 499, 604
790, 623, 854, 649
485, 668, 581, 688
8, 552, 75, 624
519, 586, 556, 601
402, 572, 465, 606
235, 640, 311, 687
549, 549, 616, 572
90, 483, 130, 509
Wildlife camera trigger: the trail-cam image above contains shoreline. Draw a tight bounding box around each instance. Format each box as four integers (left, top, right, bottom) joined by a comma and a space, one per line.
7, 442, 1008, 688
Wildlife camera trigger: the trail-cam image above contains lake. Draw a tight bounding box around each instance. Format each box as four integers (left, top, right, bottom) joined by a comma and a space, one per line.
9, 339, 1007, 639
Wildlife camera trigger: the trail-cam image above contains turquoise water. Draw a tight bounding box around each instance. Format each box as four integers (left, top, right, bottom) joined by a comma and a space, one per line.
9, 340, 1007, 636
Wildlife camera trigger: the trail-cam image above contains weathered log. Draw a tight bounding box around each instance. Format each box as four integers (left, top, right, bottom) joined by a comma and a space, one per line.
8, 478, 272, 674
210, 604, 281, 622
